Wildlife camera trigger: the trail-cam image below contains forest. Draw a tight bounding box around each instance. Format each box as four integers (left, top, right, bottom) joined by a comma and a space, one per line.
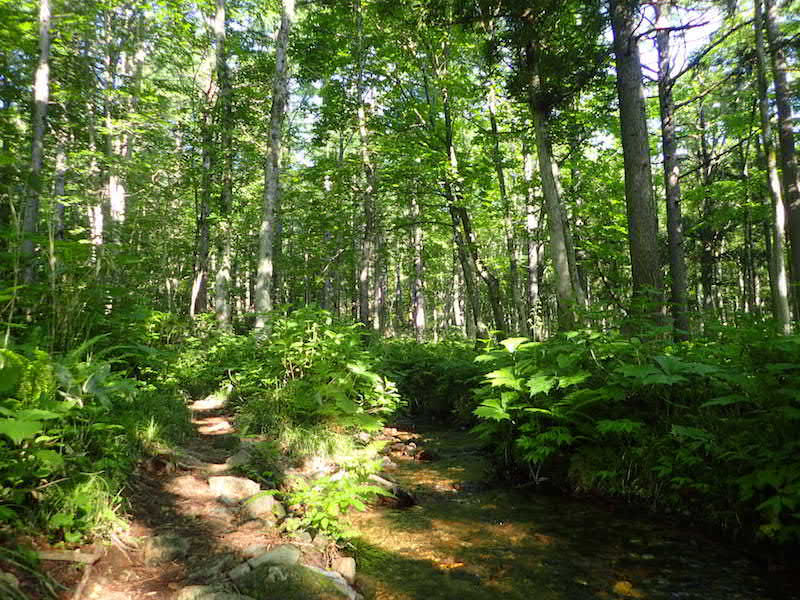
1, 0, 800, 598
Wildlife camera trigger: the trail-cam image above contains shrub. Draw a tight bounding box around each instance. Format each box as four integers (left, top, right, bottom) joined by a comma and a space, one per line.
471, 330, 800, 543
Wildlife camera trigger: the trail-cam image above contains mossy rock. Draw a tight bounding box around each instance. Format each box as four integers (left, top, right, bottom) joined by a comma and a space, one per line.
237, 564, 352, 600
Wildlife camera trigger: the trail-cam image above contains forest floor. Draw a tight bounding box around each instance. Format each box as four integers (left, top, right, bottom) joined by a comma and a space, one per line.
24, 401, 800, 600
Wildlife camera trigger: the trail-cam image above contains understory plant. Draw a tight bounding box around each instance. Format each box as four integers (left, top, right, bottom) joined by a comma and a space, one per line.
0, 338, 190, 542
472, 329, 800, 544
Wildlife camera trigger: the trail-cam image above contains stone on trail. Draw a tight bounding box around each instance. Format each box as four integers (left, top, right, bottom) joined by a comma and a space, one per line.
225, 449, 251, 468
247, 544, 301, 568
241, 492, 284, 521
142, 533, 190, 566
242, 544, 269, 558
304, 565, 363, 600
333, 556, 356, 584
208, 475, 260, 503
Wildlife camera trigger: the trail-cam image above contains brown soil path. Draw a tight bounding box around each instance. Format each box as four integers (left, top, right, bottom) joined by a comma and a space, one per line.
42, 395, 318, 600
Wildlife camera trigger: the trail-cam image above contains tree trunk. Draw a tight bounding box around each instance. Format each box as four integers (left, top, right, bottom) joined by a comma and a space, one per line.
487, 86, 521, 334
523, 149, 542, 339
214, 0, 233, 331
190, 108, 213, 318
21, 0, 51, 284
528, 86, 576, 330
355, 0, 377, 331
610, 0, 663, 320
762, 0, 796, 330
255, 0, 294, 330
655, 0, 690, 340
410, 194, 426, 341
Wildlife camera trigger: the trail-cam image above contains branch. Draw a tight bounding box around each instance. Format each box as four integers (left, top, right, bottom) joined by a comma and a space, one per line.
678, 131, 759, 182
672, 18, 753, 83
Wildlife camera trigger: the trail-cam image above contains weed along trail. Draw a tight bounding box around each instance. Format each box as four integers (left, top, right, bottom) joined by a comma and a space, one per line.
351, 424, 799, 600
44, 392, 365, 600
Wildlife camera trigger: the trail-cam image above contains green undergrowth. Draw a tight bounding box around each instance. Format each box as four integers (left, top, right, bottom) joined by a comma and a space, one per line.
471, 329, 800, 545
375, 339, 481, 421
0, 336, 191, 547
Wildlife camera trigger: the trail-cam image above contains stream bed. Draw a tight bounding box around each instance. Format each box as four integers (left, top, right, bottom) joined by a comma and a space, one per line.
351, 426, 798, 600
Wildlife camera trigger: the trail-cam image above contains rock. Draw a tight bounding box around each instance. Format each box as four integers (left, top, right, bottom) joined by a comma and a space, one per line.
333, 556, 356, 584
241, 492, 280, 520
416, 449, 437, 461
390, 442, 406, 453
188, 554, 237, 580
355, 431, 371, 444
312, 533, 332, 549
303, 565, 363, 600
225, 449, 251, 468
381, 457, 397, 470
247, 544, 301, 568
242, 544, 269, 559
291, 530, 313, 544
265, 566, 288, 583
142, 534, 191, 566
174, 584, 235, 600
208, 476, 260, 503
368, 474, 417, 508
229, 562, 252, 580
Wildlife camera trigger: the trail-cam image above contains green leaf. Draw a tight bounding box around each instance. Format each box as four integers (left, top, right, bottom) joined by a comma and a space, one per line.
474, 399, 511, 421
500, 337, 530, 354
596, 419, 644, 435
527, 374, 557, 396
699, 394, 748, 409
557, 371, 591, 389
0, 419, 43, 445
485, 368, 523, 391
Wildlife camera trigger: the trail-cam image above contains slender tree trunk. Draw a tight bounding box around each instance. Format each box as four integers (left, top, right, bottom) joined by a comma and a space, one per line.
53, 139, 66, 242
410, 194, 426, 341
355, 0, 377, 331
761, 0, 795, 330
255, 0, 294, 330
656, 0, 689, 340
214, 0, 233, 330
190, 108, 213, 317
523, 149, 542, 339
487, 86, 521, 334
449, 205, 482, 337
376, 230, 388, 334
21, 0, 51, 284
610, 0, 663, 320
529, 87, 576, 329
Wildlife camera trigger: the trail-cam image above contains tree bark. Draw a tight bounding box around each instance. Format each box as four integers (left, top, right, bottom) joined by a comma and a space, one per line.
523, 149, 542, 339
214, 0, 233, 331
21, 0, 51, 284
528, 77, 577, 330
487, 86, 521, 334
410, 194, 426, 341
763, 0, 800, 319
255, 0, 294, 330
655, 0, 690, 340
610, 0, 663, 321
754, 0, 791, 333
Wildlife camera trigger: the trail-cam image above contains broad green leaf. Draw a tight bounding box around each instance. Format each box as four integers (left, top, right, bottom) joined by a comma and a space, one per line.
0, 419, 43, 445
527, 374, 556, 396
485, 368, 523, 391
557, 371, 591, 388
500, 337, 530, 354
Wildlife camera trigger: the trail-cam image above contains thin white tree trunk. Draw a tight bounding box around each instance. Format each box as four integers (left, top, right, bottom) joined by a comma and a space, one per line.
255, 0, 294, 330
755, 0, 791, 333
21, 0, 51, 284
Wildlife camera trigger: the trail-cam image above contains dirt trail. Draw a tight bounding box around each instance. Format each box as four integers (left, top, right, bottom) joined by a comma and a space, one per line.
44, 395, 318, 600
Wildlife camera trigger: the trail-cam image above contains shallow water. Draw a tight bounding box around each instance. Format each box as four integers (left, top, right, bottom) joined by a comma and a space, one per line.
351, 427, 798, 600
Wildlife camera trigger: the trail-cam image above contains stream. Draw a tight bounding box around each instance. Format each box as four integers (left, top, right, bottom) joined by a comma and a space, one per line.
351, 426, 798, 600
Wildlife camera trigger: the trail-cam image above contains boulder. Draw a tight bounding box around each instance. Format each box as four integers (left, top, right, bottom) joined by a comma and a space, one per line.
303, 565, 363, 600
247, 544, 301, 568
333, 556, 356, 584
208, 476, 260, 503
241, 492, 283, 521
